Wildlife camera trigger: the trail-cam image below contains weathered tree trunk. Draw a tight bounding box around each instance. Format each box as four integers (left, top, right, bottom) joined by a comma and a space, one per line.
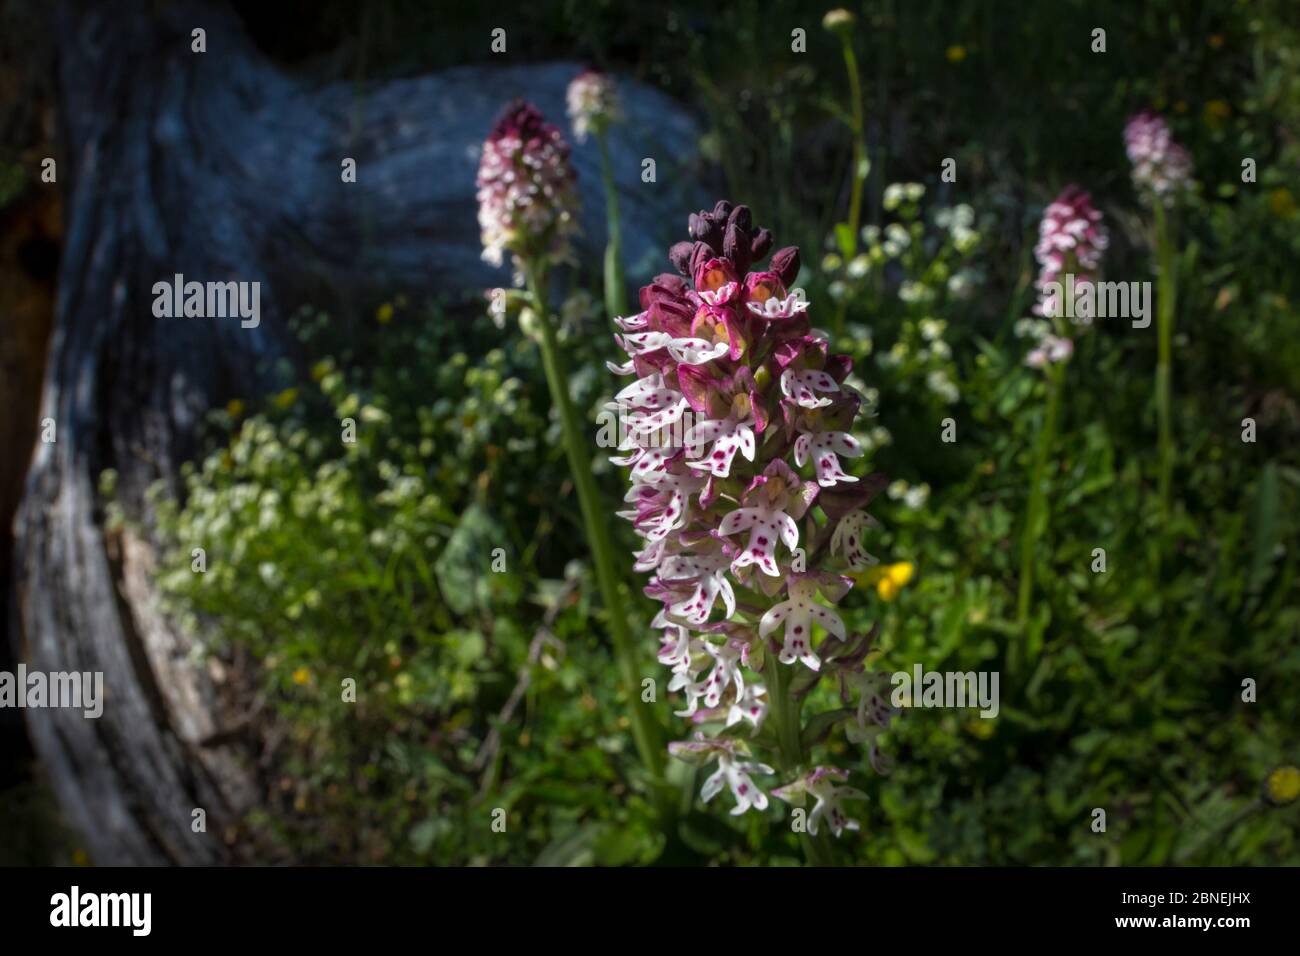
12, 0, 703, 864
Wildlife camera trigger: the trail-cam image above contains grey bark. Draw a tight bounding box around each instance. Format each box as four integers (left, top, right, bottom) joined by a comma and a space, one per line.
13, 0, 706, 864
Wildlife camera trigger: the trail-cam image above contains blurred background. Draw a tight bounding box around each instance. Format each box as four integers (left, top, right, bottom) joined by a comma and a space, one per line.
1, 0, 1297, 865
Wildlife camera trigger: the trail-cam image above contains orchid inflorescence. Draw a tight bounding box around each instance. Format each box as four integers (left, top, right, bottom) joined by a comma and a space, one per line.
1019, 186, 1108, 369
1124, 110, 1194, 205
476, 101, 579, 279
566, 68, 622, 144
608, 200, 898, 836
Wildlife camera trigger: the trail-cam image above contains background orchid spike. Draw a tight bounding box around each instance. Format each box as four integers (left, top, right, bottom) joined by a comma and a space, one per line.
611, 200, 899, 840
475, 100, 579, 278
1019, 185, 1108, 369
1014, 187, 1107, 643
1124, 110, 1194, 204
1032, 186, 1108, 321
566, 68, 623, 143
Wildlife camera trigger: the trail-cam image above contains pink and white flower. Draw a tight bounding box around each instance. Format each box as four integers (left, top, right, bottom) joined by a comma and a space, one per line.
794, 429, 863, 487
1124, 111, 1194, 204
717, 461, 811, 577
773, 767, 868, 837
830, 509, 879, 570
780, 367, 840, 408
759, 576, 850, 671
668, 735, 775, 816
1033, 186, 1108, 318
476, 101, 578, 275
610, 201, 901, 839
1025, 334, 1074, 369
566, 68, 622, 144
660, 547, 737, 625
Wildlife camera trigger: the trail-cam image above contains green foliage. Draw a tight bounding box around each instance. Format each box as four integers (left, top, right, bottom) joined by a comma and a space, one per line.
145, 301, 662, 864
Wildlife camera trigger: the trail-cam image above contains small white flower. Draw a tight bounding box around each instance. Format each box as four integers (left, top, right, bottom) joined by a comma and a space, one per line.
898, 281, 933, 305
719, 501, 799, 578
780, 367, 840, 409
668, 736, 774, 816
903, 483, 930, 510
759, 578, 847, 671
884, 223, 910, 247
831, 509, 879, 570
952, 224, 979, 253
566, 69, 622, 143
727, 683, 768, 734
773, 767, 868, 837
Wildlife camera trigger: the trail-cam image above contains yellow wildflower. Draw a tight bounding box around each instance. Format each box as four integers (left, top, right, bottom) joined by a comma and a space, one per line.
854, 561, 915, 601
1203, 99, 1230, 128
272, 387, 299, 409
946, 45, 966, 64
1265, 766, 1300, 806
376, 302, 394, 324
1268, 188, 1296, 219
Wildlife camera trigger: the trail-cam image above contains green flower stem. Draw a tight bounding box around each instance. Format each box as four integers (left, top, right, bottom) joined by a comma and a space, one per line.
1015, 360, 1063, 664
1153, 202, 1177, 555
596, 130, 629, 321
832, 37, 868, 340
523, 263, 663, 784
843, 42, 867, 253
765, 648, 835, 866
765, 653, 803, 769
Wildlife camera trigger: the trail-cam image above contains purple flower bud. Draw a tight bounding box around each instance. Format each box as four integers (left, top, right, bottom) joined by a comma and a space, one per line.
689, 242, 719, 286
668, 241, 696, 276
727, 204, 753, 234
769, 246, 801, 286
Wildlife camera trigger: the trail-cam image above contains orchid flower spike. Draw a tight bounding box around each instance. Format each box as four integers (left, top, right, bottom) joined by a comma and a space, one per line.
610, 200, 901, 831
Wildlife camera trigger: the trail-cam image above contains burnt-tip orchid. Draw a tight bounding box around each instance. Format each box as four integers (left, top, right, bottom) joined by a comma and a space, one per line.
476, 101, 579, 279
608, 200, 901, 846
1020, 186, 1107, 370
1124, 111, 1194, 205
566, 68, 622, 144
